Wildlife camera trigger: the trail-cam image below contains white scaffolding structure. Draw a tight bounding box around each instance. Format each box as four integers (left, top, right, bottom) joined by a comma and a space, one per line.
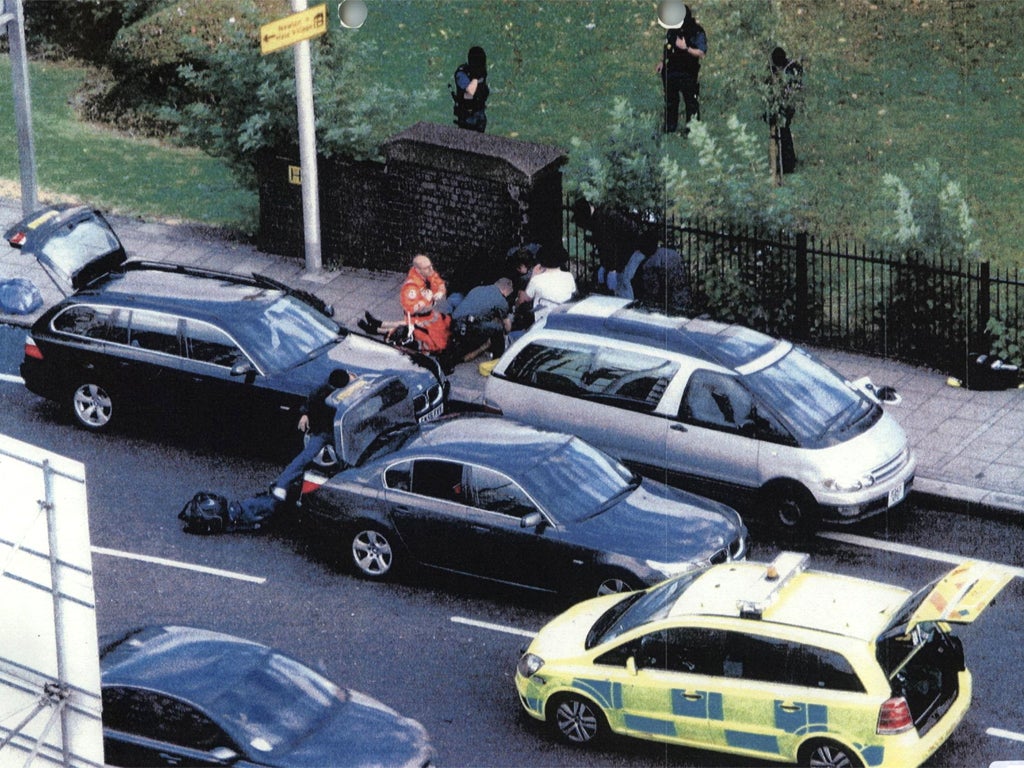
0, 436, 103, 768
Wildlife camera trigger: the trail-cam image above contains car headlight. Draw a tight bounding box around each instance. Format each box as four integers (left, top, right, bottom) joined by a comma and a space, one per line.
517, 653, 545, 678
645, 559, 703, 578
823, 473, 874, 492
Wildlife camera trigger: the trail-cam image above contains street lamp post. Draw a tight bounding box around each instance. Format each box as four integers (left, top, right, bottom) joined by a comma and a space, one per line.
2, 0, 39, 215
290, 0, 323, 273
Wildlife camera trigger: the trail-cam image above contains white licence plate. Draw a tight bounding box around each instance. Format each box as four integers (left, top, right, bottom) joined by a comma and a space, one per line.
419, 403, 444, 423
888, 482, 905, 507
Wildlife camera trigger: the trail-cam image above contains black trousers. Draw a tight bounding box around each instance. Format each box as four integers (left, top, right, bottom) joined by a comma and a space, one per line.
662, 70, 700, 133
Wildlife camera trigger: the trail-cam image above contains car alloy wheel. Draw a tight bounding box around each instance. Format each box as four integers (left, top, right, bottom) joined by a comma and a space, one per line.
351, 528, 394, 578
303, 431, 338, 469
596, 574, 634, 597
552, 695, 604, 745
803, 740, 863, 768
71, 383, 114, 430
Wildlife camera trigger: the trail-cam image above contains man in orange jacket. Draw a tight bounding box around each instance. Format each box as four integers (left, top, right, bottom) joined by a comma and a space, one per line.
359, 254, 451, 353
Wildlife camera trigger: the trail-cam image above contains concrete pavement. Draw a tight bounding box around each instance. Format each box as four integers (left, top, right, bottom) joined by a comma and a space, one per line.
3, 195, 1023, 516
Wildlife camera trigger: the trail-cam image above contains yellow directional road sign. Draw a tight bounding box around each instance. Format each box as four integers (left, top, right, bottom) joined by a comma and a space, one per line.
260, 4, 328, 55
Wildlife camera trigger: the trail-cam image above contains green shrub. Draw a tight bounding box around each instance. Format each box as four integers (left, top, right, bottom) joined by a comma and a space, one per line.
78, 1, 277, 137
565, 98, 688, 220
875, 159, 981, 370
21, 0, 161, 63
987, 315, 1024, 369
168, 22, 427, 187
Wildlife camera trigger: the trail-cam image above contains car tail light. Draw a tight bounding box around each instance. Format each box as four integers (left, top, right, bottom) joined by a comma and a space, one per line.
8, 231, 26, 248
300, 471, 327, 496
23, 336, 43, 361
877, 696, 914, 734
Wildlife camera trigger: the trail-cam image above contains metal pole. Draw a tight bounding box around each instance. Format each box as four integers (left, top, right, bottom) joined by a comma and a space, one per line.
290, 0, 322, 272
42, 460, 72, 767
4, 0, 40, 215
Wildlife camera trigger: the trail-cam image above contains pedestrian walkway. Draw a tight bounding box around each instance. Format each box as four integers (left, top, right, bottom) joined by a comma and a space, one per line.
2, 196, 1022, 516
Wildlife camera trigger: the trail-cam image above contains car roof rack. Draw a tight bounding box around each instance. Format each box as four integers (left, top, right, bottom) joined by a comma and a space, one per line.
96, 261, 335, 318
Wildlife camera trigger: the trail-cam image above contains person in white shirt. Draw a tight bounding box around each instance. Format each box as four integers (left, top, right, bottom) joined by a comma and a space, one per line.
525, 244, 577, 322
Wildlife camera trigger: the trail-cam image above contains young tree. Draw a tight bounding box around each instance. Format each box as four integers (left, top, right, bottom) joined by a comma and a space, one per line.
566, 98, 688, 221
878, 159, 984, 372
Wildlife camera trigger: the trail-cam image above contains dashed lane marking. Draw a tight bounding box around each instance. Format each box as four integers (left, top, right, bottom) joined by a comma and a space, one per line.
0, 373, 24, 384
451, 616, 536, 639
92, 546, 267, 584
988, 727, 1024, 743
818, 531, 1024, 579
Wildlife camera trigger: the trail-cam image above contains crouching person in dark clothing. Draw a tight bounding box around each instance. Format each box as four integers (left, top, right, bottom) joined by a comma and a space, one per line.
271, 368, 351, 501
448, 277, 514, 365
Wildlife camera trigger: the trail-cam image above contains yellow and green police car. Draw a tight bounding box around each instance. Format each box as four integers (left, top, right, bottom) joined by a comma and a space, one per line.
515, 552, 1010, 768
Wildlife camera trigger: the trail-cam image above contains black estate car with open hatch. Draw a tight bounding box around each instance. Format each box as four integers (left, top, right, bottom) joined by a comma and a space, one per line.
7, 204, 447, 445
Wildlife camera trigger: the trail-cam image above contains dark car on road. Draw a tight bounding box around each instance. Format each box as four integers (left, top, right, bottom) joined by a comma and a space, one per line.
100, 625, 434, 767
8, 205, 447, 444
300, 413, 747, 598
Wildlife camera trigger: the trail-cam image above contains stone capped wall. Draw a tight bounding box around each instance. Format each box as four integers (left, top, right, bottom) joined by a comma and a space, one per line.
257, 122, 566, 291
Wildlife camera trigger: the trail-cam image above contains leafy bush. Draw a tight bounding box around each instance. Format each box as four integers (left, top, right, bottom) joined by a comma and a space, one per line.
20, 0, 161, 63
876, 159, 981, 370
168, 24, 427, 187
987, 314, 1024, 369
565, 98, 688, 220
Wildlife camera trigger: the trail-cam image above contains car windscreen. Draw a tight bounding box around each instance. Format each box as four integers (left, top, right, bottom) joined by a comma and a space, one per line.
531, 437, 637, 521
743, 346, 881, 447
586, 570, 702, 649
213, 652, 345, 755
232, 294, 341, 372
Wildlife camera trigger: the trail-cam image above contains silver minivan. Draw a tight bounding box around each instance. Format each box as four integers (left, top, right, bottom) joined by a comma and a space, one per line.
484, 296, 916, 530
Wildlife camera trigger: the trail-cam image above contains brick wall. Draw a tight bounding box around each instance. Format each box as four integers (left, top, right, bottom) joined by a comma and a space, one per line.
256, 121, 567, 292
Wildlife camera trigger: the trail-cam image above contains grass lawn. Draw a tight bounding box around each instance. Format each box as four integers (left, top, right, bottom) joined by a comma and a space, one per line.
0, 61, 257, 231
2, 0, 1022, 262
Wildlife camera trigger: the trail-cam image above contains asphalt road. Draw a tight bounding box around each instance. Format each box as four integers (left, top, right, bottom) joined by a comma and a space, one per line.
1, 323, 1021, 767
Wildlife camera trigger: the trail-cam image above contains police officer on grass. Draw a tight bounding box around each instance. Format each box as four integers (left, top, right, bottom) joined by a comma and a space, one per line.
655, 2, 707, 135
453, 46, 489, 132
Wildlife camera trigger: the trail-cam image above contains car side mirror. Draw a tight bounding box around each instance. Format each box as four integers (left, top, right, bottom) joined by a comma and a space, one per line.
626, 657, 638, 677
520, 511, 544, 529
230, 361, 254, 378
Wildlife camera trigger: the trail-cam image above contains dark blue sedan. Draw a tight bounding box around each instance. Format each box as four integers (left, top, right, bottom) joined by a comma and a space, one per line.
301, 416, 747, 598
99, 625, 434, 767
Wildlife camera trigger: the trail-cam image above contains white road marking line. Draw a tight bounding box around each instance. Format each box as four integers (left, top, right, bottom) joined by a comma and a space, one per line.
451, 616, 536, 639
987, 727, 1024, 743
0, 373, 25, 385
817, 531, 1024, 579
92, 546, 267, 584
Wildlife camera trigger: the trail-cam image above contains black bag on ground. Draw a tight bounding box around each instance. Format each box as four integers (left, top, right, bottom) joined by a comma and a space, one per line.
961, 353, 1020, 391
227, 492, 280, 530
178, 491, 230, 535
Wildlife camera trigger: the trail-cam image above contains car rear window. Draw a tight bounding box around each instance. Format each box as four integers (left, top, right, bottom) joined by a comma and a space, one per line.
39, 217, 120, 277
52, 305, 120, 340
